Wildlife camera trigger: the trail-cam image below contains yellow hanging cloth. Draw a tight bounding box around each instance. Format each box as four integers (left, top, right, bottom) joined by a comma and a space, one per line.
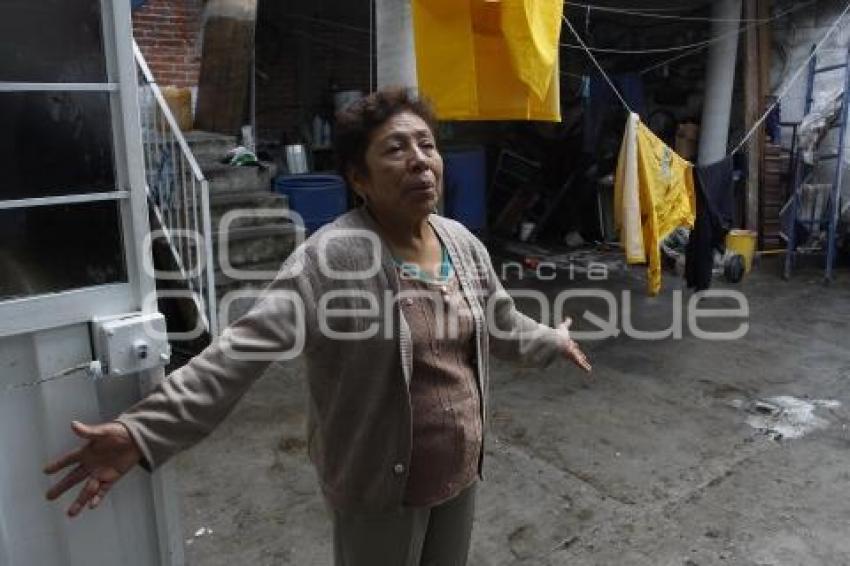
411, 0, 562, 121
615, 113, 696, 296
501, 0, 563, 101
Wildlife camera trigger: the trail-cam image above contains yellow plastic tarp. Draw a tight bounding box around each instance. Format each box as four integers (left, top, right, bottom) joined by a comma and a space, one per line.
411, 0, 562, 121
615, 113, 696, 296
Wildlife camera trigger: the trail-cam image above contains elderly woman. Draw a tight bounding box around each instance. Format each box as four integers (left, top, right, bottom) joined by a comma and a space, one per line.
45, 88, 590, 565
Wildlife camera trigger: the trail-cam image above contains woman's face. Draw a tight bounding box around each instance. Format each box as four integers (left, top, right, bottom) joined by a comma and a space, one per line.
351, 111, 443, 222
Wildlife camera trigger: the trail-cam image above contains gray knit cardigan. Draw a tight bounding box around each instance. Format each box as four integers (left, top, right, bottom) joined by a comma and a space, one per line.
118, 207, 564, 512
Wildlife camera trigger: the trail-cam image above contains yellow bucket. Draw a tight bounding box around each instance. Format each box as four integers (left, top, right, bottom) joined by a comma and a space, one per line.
726, 230, 758, 273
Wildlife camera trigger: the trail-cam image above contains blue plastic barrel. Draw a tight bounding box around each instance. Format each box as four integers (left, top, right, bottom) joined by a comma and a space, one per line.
274, 174, 348, 233
443, 147, 486, 232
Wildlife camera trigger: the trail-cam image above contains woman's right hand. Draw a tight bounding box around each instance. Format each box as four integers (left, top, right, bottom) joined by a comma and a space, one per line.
44, 420, 142, 517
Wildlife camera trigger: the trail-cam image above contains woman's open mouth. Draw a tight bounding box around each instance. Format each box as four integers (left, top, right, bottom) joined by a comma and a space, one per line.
407, 184, 438, 203
410, 183, 435, 192
407, 176, 437, 195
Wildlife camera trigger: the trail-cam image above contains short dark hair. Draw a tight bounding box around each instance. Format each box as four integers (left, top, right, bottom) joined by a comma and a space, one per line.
334, 87, 437, 185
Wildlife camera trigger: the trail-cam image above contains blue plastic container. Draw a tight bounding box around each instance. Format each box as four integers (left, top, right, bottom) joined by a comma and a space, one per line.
443, 147, 486, 232
274, 174, 348, 233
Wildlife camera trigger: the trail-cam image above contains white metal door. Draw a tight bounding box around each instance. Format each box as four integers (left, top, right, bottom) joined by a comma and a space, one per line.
0, 1, 183, 564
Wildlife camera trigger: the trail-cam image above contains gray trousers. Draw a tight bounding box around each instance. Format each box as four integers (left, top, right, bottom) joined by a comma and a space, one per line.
331, 483, 477, 566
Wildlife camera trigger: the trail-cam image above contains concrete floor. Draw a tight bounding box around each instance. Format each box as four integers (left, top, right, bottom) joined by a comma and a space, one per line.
173, 257, 850, 565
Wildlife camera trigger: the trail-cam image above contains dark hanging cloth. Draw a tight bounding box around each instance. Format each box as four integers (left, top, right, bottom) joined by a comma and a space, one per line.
685, 157, 736, 290
583, 73, 646, 153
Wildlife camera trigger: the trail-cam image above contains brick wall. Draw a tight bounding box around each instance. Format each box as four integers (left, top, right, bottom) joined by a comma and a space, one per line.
132, 0, 203, 88
131, 0, 372, 139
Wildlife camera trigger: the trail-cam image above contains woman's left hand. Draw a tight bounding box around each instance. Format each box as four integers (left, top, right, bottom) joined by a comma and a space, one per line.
557, 318, 592, 373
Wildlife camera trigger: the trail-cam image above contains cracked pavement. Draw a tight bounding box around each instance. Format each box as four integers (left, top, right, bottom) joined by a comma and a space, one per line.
174, 258, 850, 565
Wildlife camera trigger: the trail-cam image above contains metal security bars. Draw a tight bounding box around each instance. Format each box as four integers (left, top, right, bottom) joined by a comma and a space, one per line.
134, 41, 218, 337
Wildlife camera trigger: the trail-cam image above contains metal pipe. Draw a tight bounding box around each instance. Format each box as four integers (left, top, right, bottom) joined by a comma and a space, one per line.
200, 179, 218, 336
0, 192, 129, 211
698, 0, 743, 165
170, 129, 184, 265
190, 174, 201, 293
0, 82, 119, 92
375, 0, 418, 90
179, 141, 191, 270
824, 45, 850, 281
157, 118, 167, 207
141, 88, 154, 195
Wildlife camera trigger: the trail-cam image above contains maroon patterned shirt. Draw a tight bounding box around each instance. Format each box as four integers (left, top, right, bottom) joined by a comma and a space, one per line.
398, 270, 483, 507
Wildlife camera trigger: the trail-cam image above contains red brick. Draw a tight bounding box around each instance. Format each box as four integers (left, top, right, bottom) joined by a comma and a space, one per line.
132, 0, 202, 87
152, 39, 187, 48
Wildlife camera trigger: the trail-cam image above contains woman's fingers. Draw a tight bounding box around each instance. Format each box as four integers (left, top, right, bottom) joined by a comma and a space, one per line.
43, 446, 83, 475
557, 318, 592, 373
71, 420, 107, 441
45, 421, 115, 475
46, 465, 88, 501
68, 477, 101, 517
573, 358, 592, 373
46, 460, 117, 514
88, 483, 112, 510
574, 349, 591, 372
565, 339, 592, 373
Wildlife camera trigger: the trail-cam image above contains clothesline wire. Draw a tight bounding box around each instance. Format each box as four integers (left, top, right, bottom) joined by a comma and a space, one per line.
0, 362, 92, 398
638, 0, 817, 75
561, 14, 635, 114
282, 13, 371, 35
276, 4, 810, 59
638, 39, 721, 75
565, 1, 703, 13
565, 0, 778, 23
560, 0, 816, 55
561, 0, 850, 162
732, 0, 850, 155
289, 29, 371, 59
561, 33, 734, 55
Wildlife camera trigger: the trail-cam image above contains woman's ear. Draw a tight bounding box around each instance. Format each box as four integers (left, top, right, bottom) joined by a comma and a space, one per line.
347, 166, 368, 200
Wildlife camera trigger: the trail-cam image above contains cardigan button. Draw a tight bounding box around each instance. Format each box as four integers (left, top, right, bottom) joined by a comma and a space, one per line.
393, 463, 405, 475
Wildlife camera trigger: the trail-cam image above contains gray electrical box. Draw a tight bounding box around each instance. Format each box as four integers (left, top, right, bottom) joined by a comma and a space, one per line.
92, 312, 171, 377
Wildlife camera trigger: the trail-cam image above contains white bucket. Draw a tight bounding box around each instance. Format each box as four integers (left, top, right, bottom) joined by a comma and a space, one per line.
285, 144, 309, 174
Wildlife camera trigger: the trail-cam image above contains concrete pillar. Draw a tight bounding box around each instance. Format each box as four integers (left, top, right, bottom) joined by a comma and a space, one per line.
375, 0, 418, 90
698, 0, 743, 165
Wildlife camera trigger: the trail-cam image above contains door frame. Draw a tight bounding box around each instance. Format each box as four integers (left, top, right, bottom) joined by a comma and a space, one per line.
0, 1, 184, 563
0, 0, 154, 336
